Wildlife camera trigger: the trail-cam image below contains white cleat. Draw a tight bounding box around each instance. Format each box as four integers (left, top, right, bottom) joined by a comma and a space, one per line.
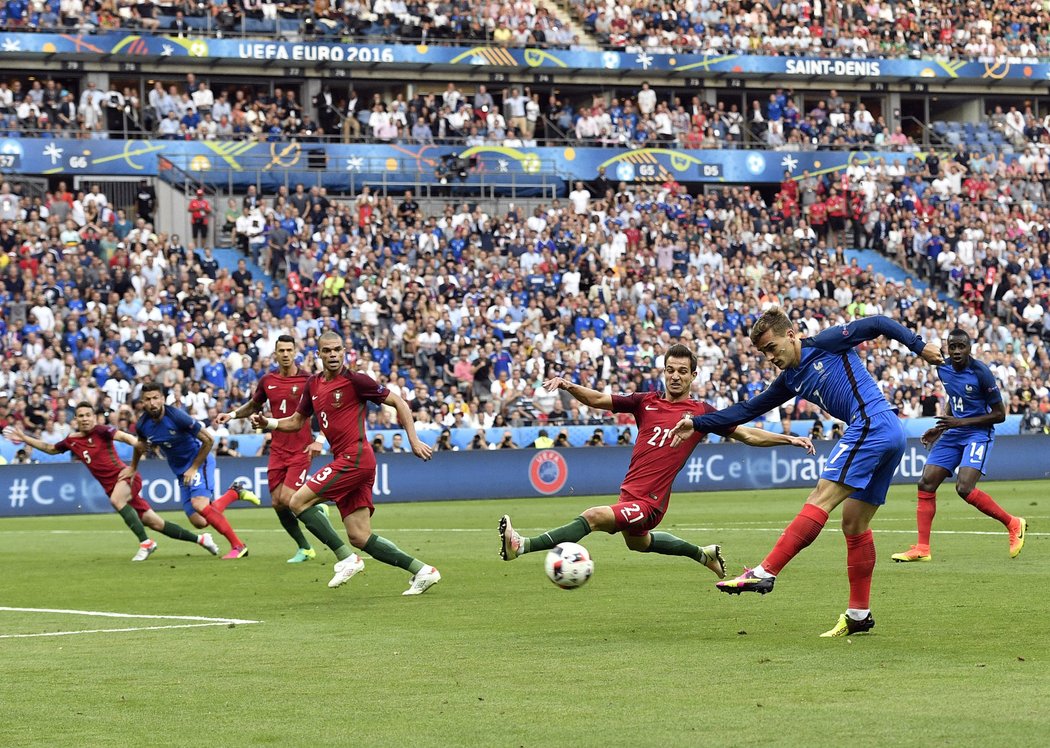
700, 544, 727, 579
328, 554, 365, 588
132, 540, 157, 562
499, 514, 523, 560
403, 565, 441, 596
198, 532, 220, 556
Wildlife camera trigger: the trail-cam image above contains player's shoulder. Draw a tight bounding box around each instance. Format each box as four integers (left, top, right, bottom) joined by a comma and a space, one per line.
690, 398, 716, 415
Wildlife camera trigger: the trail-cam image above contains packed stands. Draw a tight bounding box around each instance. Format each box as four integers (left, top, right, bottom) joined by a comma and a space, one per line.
1, 148, 1048, 457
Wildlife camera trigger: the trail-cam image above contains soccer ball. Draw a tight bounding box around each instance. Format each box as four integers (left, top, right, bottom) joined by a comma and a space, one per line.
544, 542, 594, 589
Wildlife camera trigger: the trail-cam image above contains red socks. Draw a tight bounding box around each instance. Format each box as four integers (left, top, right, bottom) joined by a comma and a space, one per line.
200, 505, 243, 548
761, 503, 829, 576
212, 488, 240, 512
846, 529, 876, 610
964, 488, 1013, 527
916, 490, 936, 548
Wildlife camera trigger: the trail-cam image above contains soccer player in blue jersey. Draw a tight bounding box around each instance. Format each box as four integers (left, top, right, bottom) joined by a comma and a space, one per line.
120, 382, 257, 559
671, 308, 943, 637
892, 328, 1025, 562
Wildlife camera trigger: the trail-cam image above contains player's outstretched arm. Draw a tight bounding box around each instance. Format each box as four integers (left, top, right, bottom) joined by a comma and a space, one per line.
121, 438, 149, 481
808, 316, 942, 363
542, 375, 613, 411
253, 411, 306, 433
2, 426, 61, 455
215, 400, 262, 426
673, 378, 794, 448
384, 392, 433, 461
729, 425, 816, 455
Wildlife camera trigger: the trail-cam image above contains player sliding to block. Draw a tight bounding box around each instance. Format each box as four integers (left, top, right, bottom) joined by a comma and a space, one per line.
253, 331, 441, 596
671, 310, 943, 637
499, 344, 815, 572
5, 404, 221, 561
892, 328, 1026, 563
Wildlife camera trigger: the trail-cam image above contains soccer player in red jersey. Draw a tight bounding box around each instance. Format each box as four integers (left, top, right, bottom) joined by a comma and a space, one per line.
4, 403, 220, 561
216, 334, 328, 563
498, 344, 815, 571
253, 331, 441, 596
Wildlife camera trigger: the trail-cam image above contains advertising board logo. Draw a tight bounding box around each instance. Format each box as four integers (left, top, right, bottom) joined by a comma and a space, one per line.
529, 450, 568, 495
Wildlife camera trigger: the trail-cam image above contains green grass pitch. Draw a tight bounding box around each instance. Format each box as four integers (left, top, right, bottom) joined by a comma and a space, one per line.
1, 480, 1047, 747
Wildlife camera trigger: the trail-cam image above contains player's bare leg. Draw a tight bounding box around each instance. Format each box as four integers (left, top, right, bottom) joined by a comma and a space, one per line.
272, 483, 315, 563
343, 507, 440, 596
290, 485, 362, 586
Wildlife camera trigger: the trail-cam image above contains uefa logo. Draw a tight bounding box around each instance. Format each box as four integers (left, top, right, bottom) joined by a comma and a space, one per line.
529, 450, 569, 495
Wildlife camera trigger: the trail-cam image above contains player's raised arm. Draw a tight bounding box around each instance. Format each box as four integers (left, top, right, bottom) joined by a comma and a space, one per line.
728, 425, 816, 455
2, 425, 61, 455
807, 316, 943, 364
383, 391, 433, 462
542, 375, 614, 411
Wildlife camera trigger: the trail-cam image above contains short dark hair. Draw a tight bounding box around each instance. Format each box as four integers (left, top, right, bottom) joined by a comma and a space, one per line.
276, 333, 296, 346
664, 343, 697, 372
947, 328, 971, 342
140, 382, 165, 397
74, 401, 94, 413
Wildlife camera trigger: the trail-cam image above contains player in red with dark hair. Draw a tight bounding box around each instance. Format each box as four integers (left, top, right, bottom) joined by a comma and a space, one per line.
5, 403, 219, 561
254, 331, 441, 595
498, 344, 815, 572
216, 334, 330, 563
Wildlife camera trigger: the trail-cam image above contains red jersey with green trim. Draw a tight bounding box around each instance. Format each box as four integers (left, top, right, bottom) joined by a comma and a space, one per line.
252, 368, 314, 459
54, 425, 127, 488
296, 368, 389, 468
611, 393, 731, 511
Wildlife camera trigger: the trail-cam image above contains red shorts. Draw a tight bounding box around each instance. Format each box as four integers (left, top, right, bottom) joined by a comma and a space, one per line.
268, 452, 312, 495
104, 475, 150, 518
610, 496, 664, 537
305, 457, 375, 519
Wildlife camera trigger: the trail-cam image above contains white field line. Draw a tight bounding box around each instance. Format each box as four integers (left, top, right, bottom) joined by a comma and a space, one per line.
0, 607, 261, 640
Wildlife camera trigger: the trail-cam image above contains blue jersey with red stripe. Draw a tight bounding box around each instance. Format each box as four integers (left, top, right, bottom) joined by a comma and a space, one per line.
692, 316, 928, 430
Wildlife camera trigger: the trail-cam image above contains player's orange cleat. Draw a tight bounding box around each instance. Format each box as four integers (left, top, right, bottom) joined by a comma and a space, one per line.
891, 545, 932, 563
1008, 517, 1027, 559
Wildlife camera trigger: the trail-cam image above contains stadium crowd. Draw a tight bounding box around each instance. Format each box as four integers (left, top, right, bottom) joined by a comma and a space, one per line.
0, 74, 934, 153
3, 0, 1050, 62
1, 133, 1049, 458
